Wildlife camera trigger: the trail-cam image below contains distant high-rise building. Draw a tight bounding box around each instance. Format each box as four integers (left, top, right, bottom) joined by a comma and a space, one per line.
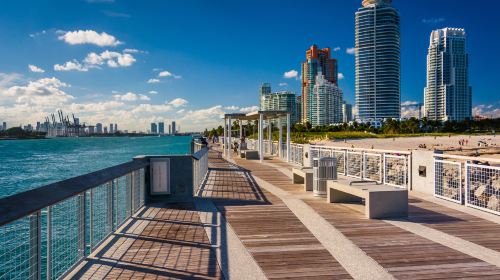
342, 102, 353, 123
104, 126, 108, 134
36, 122, 41, 132
109, 123, 114, 133
2, 122, 6, 131
302, 45, 338, 123
259, 83, 272, 110
168, 124, 172, 134
151, 123, 158, 134
158, 122, 165, 134
96, 123, 103, 134
311, 73, 343, 126
171, 121, 176, 134
424, 28, 472, 121
114, 124, 118, 133
295, 96, 302, 124
355, 0, 400, 121
88, 126, 95, 134
260, 88, 299, 124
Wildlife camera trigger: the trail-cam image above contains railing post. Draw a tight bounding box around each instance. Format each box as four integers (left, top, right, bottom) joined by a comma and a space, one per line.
46, 206, 52, 280
78, 192, 86, 259
89, 188, 93, 252
29, 210, 41, 280
107, 181, 114, 232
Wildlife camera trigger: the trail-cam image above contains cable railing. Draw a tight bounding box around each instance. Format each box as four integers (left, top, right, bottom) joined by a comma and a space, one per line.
310, 145, 410, 189
433, 153, 500, 215
0, 160, 148, 280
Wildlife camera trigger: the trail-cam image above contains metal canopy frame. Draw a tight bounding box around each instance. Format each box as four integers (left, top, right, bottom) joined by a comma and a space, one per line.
223, 110, 291, 162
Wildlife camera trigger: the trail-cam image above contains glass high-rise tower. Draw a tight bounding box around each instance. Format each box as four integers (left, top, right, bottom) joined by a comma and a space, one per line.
424, 28, 472, 121
355, 0, 400, 121
301, 45, 338, 124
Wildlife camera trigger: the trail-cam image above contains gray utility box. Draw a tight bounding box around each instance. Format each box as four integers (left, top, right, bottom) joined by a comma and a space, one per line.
313, 157, 338, 197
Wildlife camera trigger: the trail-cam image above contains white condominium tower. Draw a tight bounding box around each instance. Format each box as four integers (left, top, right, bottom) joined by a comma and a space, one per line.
424, 28, 472, 121
311, 73, 343, 126
355, 0, 400, 121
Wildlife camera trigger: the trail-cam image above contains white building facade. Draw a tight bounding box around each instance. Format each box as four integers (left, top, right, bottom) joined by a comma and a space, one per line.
424, 28, 472, 121
311, 74, 343, 126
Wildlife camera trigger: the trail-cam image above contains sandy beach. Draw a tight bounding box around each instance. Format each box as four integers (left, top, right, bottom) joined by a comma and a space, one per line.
316, 135, 500, 159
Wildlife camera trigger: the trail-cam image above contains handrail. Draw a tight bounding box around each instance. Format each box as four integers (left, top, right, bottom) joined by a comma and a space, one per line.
192, 146, 209, 160
0, 159, 149, 227
310, 144, 412, 155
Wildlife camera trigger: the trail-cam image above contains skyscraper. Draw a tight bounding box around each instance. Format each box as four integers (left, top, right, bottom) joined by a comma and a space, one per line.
311, 73, 343, 126
260, 87, 299, 124
158, 122, 165, 134
355, 0, 400, 121
342, 102, 353, 123
424, 28, 472, 121
301, 45, 338, 123
151, 123, 158, 134
2, 122, 6, 131
96, 123, 103, 134
295, 96, 302, 124
168, 124, 171, 134
109, 123, 114, 133
171, 121, 176, 134
259, 83, 272, 110
114, 124, 118, 133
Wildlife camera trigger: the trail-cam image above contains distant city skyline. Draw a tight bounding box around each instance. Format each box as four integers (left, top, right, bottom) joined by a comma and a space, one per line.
0, 0, 499, 131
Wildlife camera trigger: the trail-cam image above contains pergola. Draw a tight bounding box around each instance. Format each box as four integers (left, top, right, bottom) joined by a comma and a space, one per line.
223, 110, 292, 162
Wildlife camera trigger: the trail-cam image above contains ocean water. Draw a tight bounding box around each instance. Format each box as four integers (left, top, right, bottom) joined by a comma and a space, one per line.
0, 136, 192, 198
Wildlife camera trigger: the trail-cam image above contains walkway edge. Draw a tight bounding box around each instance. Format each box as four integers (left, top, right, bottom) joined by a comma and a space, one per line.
195, 198, 268, 280
251, 175, 395, 280
386, 219, 500, 268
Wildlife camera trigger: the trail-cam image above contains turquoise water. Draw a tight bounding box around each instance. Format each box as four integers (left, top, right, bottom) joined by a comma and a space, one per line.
0, 136, 192, 198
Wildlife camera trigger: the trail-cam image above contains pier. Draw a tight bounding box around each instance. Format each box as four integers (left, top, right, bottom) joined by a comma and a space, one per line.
2, 142, 500, 279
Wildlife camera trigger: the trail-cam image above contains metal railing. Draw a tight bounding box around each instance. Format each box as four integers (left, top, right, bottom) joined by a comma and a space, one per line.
0, 160, 148, 280
310, 145, 410, 189
433, 154, 500, 215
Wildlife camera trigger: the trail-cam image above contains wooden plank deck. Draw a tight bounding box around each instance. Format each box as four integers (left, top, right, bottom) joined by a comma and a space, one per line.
67, 204, 223, 280
68, 146, 500, 279
233, 153, 500, 279
201, 150, 352, 279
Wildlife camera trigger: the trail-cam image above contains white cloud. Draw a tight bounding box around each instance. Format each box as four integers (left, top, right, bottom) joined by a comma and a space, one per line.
54, 60, 89, 72
239, 106, 259, 113
401, 107, 421, 119
279, 82, 288, 87
224, 105, 239, 111
338, 73, 345, 80
168, 98, 188, 107
283, 69, 298, 79
29, 30, 47, 38
158, 70, 182, 79
58, 30, 122, 47
346, 47, 356, 55
84, 50, 136, 68
1, 77, 74, 107
401, 100, 419, 106
148, 90, 158, 95
0, 73, 23, 88
28, 65, 45, 73
333, 47, 341, 52
422, 17, 445, 24
113, 92, 150, 101
473, 104, 500, 118
147, 78, 160, 84
123, 48, 144, 54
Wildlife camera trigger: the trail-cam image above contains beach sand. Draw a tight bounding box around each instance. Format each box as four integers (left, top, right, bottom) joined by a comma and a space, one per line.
315, 135, 500, 159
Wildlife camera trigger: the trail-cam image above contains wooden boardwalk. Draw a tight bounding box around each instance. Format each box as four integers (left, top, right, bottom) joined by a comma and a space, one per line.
69, 146, 500, 279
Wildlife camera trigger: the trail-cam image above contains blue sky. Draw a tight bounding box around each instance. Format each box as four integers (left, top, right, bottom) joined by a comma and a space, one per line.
0, 0, 499, 131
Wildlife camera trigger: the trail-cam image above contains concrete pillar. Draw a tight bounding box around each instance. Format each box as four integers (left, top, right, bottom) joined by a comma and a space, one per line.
259, 113, 264, 162
228, 116, 232, 158
278, 118, 283, 158
286, 113, 291, 162
239, 120, 243, 153
223, 117, 227, 158
268, 120, 272, 155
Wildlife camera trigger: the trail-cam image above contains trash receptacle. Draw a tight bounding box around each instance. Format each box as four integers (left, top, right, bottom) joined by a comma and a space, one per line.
313, 157, 338, 197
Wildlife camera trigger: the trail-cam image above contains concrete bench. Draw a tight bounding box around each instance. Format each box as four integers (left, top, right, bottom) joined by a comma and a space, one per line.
242, 150, 259, 160
292, 167, 313, 192
327, 178, 408, 219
